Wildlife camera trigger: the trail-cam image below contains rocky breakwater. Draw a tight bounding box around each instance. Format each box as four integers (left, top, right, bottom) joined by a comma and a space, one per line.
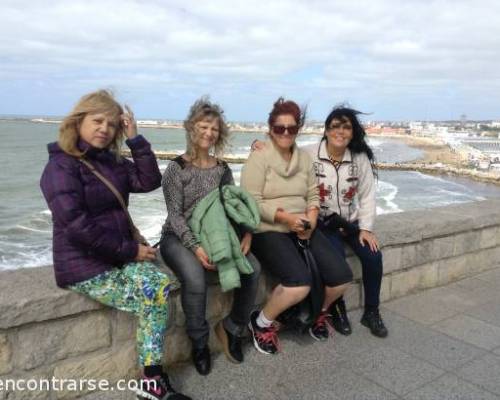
1, 200, 500, 399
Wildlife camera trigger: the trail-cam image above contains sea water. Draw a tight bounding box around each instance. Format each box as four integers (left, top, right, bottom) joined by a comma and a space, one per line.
1, 120, 499, 270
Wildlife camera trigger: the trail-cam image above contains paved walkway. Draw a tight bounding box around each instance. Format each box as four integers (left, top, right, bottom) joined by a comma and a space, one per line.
85, 265, 500, 399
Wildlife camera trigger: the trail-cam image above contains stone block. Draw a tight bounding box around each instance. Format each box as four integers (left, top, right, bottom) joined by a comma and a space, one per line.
438, 255, 468, 285
345, 255, 362, 280
206, 285, 224, 321
53, 342, 138, 399
381, 246, 402, 274
0, 333, 12, 375
14, 312, 111, 371
173, 294, 185, 327
415, 239, 435, 265
111, 310, 136, 343
419, 262, 439, 289
163, 327, 191, 365
479, 226, 499, 249
0, 266, 102, 330
453, 231, 481, 256
400, 244, 419, 269
379, 274, 392, 303
429, 235, 455, 260
374, 212, 423, 246
473, 247, 500, 273
390, 262, 439, 299
344, 282, 360, 310
0, 369, 53, 400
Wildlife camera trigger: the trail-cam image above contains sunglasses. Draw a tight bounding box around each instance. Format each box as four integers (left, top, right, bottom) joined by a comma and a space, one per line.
272, 125, 299, 135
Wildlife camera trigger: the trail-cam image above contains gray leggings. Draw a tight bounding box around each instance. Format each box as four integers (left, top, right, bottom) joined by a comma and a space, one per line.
160, 233, 261, 349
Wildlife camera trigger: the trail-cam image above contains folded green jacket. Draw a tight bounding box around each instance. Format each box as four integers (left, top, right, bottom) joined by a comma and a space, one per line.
189, 185, 260, 292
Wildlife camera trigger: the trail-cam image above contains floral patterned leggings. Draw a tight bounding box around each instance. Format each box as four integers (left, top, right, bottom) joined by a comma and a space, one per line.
69, 262, 171, 366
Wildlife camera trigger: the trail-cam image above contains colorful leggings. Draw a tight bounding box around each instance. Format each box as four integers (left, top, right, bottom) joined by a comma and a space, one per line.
69, 261, 171, 366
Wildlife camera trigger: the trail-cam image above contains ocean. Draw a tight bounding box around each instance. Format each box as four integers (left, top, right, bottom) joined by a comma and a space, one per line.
2, 120, 500, 271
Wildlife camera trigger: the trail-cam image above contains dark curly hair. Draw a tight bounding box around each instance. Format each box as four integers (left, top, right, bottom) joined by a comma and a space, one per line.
324, 105, 377, 177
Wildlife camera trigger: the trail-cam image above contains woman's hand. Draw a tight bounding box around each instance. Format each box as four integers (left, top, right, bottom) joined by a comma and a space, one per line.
359, 230, 379, 252
286, 214, 308, 233
240, 232, 252, 255
135, 244, 157, 262
195, 246, 216, 271
250, 140, 266, 152
122, 104, 138, 139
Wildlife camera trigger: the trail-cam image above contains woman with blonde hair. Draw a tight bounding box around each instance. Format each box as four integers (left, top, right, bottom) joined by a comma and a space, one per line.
40, 90, 191, 400
160, 97, 261, 375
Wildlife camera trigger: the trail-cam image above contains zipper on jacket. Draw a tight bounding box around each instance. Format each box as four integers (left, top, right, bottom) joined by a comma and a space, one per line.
334, 164, 342, 218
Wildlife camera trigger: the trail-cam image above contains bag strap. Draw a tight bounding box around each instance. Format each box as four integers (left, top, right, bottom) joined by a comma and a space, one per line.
78, 158, 139, 236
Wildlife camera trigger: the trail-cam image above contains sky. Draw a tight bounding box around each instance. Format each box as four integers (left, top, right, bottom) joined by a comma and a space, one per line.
1, 0, 500, 122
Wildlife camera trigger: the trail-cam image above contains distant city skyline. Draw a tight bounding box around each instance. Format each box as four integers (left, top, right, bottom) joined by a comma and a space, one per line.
1, 0, 500, 121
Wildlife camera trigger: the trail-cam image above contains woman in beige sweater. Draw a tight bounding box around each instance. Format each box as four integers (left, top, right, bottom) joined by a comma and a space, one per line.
241, 98, 352, 355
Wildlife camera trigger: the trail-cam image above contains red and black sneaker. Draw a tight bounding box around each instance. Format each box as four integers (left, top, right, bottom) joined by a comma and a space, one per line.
309, 311, 332, 341
136, 373, 192, 400
248, 310, 281, 355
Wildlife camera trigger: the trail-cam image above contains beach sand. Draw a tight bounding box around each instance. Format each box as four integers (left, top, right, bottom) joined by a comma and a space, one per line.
375, 134, 469, 167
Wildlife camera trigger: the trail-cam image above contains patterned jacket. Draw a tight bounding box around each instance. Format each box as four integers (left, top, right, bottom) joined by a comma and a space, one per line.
40, 135, 161, 287
303, 138, 376, 232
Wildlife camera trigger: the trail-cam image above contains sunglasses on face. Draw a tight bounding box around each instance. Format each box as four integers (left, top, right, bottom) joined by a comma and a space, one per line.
272, 125, 299, 135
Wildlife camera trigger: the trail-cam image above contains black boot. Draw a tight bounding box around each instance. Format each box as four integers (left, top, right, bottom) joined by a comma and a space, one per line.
329, 298, 352, 335
361, 308, 388, 338
191, 345, 211, 375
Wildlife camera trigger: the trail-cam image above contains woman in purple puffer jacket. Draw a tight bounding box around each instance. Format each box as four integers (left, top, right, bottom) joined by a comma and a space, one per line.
40, 90, 191, 400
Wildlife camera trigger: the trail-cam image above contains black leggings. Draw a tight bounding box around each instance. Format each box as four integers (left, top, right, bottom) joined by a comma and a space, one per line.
251, 230, 353, 288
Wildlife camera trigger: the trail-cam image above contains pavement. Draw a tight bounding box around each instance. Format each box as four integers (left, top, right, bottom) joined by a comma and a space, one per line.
83, 265, 500, 400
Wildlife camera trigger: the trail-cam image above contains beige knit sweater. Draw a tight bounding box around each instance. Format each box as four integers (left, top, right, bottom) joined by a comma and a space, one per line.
240, 140, 319, 233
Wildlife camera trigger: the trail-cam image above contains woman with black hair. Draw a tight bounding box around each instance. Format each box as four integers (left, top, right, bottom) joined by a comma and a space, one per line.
304, 105, 388, 338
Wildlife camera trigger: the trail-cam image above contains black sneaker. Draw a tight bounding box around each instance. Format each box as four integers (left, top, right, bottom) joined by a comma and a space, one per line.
361, 309, 388, 338
309, 311, 332, 341
329, 298, 352, 336
215, 320, 243, 363
248, 310, 280, 355
136, 373, 192, 400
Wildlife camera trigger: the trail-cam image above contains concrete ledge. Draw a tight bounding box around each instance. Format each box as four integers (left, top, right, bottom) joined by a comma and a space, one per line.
1, 199, 500, 399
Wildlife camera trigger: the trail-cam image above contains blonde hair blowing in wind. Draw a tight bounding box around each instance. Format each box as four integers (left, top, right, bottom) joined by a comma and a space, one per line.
58, 90, 125, 158
183, 96, 230, 160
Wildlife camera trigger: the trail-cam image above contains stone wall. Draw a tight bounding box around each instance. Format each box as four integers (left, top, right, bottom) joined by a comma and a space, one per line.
1, 199, 500, 399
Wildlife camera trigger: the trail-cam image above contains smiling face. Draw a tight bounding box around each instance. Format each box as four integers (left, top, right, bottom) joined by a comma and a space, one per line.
325, 116, 354, 152
269, 114, 298, 152
78, 112, 119, 149
192, 116, 220, 151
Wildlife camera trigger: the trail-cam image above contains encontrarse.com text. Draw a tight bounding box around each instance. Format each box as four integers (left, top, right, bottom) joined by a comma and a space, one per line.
0, 377, 156, 392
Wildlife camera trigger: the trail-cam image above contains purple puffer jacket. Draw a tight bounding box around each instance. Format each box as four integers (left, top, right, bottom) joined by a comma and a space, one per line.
40, 135, 161, 287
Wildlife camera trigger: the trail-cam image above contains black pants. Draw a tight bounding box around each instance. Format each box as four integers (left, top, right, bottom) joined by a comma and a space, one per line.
160, 233, 261, 348
321, 226, 383, 308
251, 230, 352, 288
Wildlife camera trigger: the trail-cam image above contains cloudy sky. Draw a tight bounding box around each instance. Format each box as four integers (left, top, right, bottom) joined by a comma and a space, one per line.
1, 0, 499, 121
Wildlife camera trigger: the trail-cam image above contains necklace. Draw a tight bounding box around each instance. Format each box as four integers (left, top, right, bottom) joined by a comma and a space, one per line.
328, 153, 342, 168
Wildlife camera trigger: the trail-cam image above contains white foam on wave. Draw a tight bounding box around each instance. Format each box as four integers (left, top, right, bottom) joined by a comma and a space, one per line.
15, 225, 51, 233
367, 138, 384, 148
0, 244, 52, 270
296, 135, 322, 147
376, 180, 402, 214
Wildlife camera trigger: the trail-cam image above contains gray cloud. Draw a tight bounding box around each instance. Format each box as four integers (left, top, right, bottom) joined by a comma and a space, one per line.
1, 0, 499, 119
